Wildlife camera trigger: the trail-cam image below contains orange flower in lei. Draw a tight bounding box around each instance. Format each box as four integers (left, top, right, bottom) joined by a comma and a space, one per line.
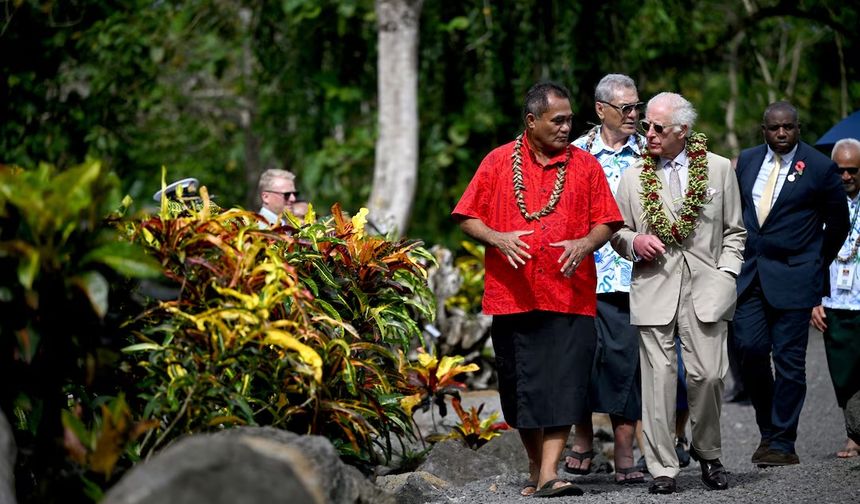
511, 133, 570, 221
639, 131, 709, 246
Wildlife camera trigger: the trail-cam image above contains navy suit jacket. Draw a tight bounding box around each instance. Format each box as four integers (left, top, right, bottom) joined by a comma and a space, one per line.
736, 141, 849, 309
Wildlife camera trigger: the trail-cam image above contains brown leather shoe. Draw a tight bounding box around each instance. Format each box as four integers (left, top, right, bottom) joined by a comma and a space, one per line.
751, 440, 770, 464
756, 449, 800, 467
700, 458, 729, 490
648, 476, 676, 494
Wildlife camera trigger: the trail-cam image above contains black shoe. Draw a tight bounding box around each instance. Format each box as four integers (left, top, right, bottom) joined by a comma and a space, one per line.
756, 449, 800, 467
648, 476, 676, 494
676, 436, 691, 468
751, 440, 770, 464
699, 458, 729, 490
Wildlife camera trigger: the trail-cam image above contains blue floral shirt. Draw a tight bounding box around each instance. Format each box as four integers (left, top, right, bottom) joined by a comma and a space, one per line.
573, 127, 645, 294
823, 194, 860, 310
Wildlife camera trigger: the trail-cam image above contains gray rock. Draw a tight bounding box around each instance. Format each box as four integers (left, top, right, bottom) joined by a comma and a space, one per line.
845, 389, 860, 445
103, 427, 392, 504
417, 438, 521, 486
375, 471, 451, 504
476, 429, 527, 472
0, 409, 16, 504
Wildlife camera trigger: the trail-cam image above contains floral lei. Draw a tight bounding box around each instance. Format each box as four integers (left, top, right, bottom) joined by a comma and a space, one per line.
639, 131, 709, 245
511, 133, 569, 221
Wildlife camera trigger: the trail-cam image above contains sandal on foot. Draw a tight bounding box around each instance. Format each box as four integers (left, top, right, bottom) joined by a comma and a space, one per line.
533, 478, 584, 498
520, 481, 537, 496
615, 466, 645, 485
563, 449, 596, 475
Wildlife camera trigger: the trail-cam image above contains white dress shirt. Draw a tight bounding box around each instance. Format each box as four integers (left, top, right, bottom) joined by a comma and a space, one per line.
752, 144, 798, 212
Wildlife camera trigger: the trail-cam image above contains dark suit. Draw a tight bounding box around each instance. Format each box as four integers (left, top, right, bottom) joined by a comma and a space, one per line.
734, 141, 850, 454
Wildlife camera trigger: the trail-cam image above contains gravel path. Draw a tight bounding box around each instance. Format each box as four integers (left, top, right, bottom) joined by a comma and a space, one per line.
428, 330, 859, 503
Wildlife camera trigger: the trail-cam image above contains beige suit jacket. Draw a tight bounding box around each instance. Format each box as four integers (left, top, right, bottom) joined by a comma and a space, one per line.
611, 152, 746, 326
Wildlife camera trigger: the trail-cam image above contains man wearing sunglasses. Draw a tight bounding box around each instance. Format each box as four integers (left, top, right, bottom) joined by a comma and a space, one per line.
810, 138, 860, 459
734, 102, 849, 468
564, 74, 646, 485
612, 92, 746, 494
257, 168, 300, 226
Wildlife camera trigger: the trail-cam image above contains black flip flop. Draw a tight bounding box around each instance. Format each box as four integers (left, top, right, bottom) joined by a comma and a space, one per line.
563, 449, 596, 475
615, 466, 646, 485
533, 479, 584, 498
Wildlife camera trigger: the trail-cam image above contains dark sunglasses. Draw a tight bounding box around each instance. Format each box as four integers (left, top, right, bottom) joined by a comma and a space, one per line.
764, 123, 797, 132
598, 100, 644, 115
838, 167, 859, 175
265, 190, 300, 199
639, 120, 677, 135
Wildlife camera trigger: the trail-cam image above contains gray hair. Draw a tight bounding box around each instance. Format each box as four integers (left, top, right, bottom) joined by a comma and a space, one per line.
647, 92, 697, 137
258, 168, 296, 193
594, 74, 637, 102
832, 138, 860, 160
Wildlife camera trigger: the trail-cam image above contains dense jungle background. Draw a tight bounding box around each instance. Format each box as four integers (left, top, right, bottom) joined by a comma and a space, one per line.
1, 1, 859, 502
3, 0, 858, 245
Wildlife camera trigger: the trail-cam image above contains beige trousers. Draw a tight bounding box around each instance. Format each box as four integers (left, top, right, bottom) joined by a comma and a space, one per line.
638, 264, 728, 478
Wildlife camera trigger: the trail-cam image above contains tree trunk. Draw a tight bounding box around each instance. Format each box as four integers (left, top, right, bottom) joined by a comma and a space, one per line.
239, 7, 262, 210
368, 0, 423, 237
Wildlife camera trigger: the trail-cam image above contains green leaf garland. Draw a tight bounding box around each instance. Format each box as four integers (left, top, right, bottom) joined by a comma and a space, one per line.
639, 131, 710, 246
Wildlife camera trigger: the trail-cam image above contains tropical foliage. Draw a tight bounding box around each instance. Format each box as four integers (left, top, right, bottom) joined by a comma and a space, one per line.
0, 161, 163, 502
3, 1, 857, 246
445, 396, 509, 450
0, 164, 451, 501
401, 349, 478, 418
125, 195, 436, 467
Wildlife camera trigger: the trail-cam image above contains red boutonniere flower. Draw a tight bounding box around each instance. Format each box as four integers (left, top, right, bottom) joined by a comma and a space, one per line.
795, 161, 805, 176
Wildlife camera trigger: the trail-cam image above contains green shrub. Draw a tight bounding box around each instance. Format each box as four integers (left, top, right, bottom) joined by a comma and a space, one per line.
0, 161, 162, 503
126, 198, 436, 466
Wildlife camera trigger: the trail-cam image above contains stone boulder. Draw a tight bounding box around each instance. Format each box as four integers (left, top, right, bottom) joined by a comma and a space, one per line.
846, 389, 860, 445
0, 409, 16, 504
476, 429, 527, 471
103, 427, 392, 504
417, 434, 524, 487
375, 471, 451, 504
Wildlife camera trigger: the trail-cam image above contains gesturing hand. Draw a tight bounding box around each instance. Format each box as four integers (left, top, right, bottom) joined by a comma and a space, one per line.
632, 234, 666, 261
492, 229, 534, 268
550, 238, 592, 278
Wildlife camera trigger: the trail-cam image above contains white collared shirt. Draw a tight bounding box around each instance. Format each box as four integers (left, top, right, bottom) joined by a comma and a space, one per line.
258, 206, 284, 226
823, 194, 860, 310
752, 144, 798, 211
661, 147, 690, 191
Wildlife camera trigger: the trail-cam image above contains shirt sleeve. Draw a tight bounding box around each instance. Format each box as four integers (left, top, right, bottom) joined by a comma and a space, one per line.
452, 149, 499, 222
585, 154, 623, 228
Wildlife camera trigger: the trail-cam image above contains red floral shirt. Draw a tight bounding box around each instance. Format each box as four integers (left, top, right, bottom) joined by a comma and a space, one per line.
453, 133, 622, 316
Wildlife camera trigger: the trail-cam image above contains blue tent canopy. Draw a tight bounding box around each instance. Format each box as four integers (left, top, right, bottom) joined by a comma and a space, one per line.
815, 109, 860, 154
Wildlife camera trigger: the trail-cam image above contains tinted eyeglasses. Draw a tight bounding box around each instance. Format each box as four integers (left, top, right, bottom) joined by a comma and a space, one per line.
265, 190, 300, 199
838, 167, 859, 175
639, 120, 677, 135
598, 100, 644, 115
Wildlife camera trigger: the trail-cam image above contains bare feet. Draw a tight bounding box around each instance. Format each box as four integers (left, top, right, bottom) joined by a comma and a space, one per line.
837, 438, 860, 458
520, 482, 537, 496
521, 461, 539, 496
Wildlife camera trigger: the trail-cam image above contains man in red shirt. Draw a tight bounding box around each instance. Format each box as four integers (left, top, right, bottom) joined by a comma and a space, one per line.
452, 81, 622, 498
